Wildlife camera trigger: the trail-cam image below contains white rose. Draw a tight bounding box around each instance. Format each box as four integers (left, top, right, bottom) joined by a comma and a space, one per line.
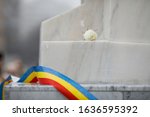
83, 29, 97, 41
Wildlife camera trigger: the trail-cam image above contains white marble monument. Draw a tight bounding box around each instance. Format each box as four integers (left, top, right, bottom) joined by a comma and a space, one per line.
40, 0, 150, 85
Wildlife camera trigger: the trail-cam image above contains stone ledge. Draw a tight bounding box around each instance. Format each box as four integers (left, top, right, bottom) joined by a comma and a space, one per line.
5, 83, 150, 92
4, 83, 150, 100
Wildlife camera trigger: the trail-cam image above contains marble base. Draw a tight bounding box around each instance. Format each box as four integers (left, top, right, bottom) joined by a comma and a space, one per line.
40, 41, 150, 84
5, 83, 150, 100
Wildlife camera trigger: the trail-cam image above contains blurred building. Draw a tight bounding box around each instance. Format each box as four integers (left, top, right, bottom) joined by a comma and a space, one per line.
0, 0, 80, 66
0, 0, 5, 51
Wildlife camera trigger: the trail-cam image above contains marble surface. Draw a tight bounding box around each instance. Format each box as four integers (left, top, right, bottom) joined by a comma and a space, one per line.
41, 0, 104, 41
40, 41, 106, 83
5, 83, 150, 100
41, 0, 150, 42
40, 41, 150, 84
110, 0, 150, 43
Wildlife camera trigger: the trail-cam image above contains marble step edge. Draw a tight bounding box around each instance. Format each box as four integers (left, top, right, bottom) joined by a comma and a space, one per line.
5, 83, 150, 92
41, 40, 150, 46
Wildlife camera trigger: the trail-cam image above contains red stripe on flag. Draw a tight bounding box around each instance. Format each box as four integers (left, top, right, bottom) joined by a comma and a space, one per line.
38, 78, 79, 100
30, 77, 38, 83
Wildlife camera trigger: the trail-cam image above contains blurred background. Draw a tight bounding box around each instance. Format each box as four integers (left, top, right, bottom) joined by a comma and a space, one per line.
0, 0, 80, 78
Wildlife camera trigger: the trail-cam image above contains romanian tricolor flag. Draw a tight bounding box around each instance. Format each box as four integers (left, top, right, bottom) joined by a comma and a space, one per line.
1, 66, 97, 100
0, 76, 13, 100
